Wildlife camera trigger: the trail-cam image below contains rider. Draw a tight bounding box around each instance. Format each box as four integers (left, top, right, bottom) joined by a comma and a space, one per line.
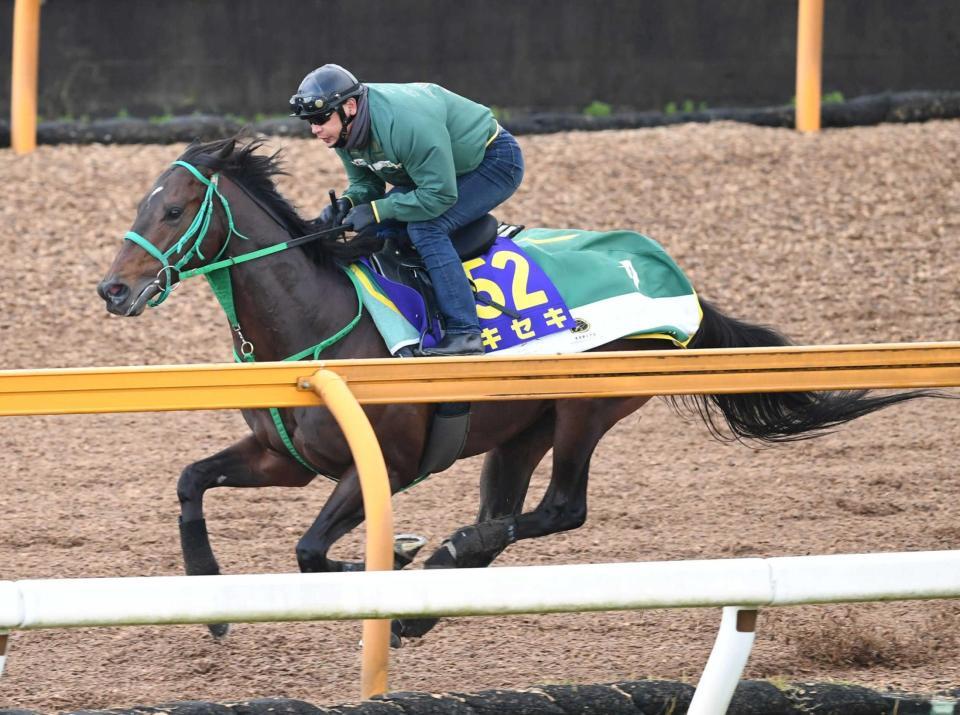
289, 64, 524, 356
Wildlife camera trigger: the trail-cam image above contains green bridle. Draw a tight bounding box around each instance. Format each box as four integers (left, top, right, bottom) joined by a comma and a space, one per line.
121, 159, 364, 476
123, 160, 249, 307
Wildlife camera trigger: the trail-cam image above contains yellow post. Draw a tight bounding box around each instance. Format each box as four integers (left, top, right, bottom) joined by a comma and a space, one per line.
308, 369, 394, 700
11, 0, 42, 154
795, 0, 825, 133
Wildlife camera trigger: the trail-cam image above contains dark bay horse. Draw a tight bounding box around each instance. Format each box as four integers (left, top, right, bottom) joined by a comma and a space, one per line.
97, 137, 931, 642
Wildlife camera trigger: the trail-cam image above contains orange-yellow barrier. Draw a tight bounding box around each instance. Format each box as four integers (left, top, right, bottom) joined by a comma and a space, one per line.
1, 343, 958, 417
306, 370, 393, 698
11, 0, 41, 154
796, 0, 825, 132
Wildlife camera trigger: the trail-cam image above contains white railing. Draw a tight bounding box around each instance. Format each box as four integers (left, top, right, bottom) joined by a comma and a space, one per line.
2, 550, 959, 714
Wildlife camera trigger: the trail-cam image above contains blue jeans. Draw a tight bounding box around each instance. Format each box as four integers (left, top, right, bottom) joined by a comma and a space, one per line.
382, 129, 524, 335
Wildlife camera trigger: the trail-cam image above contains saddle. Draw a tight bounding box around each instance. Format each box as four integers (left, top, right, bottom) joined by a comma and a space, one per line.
364, 214, 522, 480
367, 214, 524, 351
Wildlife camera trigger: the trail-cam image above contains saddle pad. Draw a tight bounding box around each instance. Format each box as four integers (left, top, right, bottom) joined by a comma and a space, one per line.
351, 227, 701, 356
503, 227, 702, 354
350, 235, 574, 354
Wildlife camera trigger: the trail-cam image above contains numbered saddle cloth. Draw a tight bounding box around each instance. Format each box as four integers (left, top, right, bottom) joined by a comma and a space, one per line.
349, 226, 702, 355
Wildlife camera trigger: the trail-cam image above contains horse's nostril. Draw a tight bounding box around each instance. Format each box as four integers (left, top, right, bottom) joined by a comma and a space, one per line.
98, 280, 130, 304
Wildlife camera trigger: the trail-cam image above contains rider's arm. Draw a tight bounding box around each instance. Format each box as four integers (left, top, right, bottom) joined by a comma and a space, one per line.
371, 117, 457, 224
338, 152, 386, 209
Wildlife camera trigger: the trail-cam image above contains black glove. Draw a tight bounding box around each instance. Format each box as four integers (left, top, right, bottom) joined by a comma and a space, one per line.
317, 197, 352, 229
344, 203, 377, 233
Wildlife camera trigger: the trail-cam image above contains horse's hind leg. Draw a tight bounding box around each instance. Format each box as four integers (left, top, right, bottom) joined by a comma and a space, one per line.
394, 412, 556, 639
511, 397, 648, 542
177, 434, 316, 636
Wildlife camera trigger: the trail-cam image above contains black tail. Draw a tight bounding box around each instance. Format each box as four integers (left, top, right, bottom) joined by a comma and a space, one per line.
673, 299, 935, 444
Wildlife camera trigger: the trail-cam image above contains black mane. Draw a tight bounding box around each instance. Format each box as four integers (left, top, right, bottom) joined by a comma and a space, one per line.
177, 135, 381, 263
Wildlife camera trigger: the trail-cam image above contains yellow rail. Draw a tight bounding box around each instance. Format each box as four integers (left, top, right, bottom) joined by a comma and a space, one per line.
11, 0, 41, 154
1, 343, 958, 417
308, 371, 392, 698
796, 0, 825, 133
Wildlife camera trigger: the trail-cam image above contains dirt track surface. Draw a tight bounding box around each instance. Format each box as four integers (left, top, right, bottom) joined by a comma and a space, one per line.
0, 121, 958, 712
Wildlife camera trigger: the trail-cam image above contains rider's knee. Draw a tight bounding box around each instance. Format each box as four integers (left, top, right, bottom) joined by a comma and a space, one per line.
407, 213, 457, 241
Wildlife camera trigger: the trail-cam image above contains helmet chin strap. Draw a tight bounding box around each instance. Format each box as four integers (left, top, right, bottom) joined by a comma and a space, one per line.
333, 105, 355, 148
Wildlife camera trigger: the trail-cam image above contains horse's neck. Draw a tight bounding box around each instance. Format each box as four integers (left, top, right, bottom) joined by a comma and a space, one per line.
218, 182, 376, 363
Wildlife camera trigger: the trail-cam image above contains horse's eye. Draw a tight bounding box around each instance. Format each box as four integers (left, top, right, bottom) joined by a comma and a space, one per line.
164, 206, 184, 221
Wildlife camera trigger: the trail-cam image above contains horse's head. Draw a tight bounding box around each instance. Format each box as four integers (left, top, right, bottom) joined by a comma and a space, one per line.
97, 139, 238, 316
99, 135, 386, 317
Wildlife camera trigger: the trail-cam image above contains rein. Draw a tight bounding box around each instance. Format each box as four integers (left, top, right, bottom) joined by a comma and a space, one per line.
123, 159, 365, 475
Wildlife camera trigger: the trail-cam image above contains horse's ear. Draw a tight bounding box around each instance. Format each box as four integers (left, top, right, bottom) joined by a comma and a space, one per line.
214, 139, 236, 160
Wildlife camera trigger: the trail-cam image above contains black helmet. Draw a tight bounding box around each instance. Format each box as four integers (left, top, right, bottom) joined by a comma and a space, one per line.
289, 64, 364, 120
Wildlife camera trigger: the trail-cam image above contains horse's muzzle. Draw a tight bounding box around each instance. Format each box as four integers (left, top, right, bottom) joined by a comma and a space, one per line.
98, 278, 128, 307
98, 278, 150, 316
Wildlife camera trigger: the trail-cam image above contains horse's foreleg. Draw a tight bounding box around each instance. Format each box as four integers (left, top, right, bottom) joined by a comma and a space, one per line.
295, 466, 368, 573
294, 466, 429, 574
177, 434, 316, 636
426, 412, 557, 570
394, 413, 555, 640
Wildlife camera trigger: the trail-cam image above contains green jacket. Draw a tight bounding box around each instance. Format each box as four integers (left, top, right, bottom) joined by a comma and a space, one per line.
336, 83, 499, 223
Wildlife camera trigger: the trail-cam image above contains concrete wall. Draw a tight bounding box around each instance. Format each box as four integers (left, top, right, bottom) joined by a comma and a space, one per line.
1, 0, 958, 119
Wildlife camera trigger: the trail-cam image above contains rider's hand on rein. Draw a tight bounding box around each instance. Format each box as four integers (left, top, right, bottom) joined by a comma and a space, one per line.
344, 203, 376, 234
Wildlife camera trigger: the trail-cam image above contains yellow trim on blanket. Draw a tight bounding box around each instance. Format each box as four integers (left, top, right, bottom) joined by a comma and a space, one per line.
348, 264, 400, 313
623, 291, 703, 348
626, 332, 687, 347
516, 233, 580, 245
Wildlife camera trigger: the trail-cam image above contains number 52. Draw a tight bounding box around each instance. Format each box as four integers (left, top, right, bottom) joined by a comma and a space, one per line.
462, 250, 549, 320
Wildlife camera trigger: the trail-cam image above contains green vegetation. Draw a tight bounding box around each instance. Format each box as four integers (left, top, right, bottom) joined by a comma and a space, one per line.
490, 106, 512, 122
148, 113, 174, 124
115, 108, 130, 119
789, 90, 846, 106
664, 99, 708, 115
583, 100, 612, 118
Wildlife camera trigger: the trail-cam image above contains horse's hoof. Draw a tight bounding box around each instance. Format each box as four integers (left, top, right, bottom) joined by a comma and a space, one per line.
395, 616, 439, 639
208, 622, 230, 639
393, 534, 427, 569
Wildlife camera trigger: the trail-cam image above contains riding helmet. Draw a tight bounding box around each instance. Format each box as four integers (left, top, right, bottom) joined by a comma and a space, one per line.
289, 64, 364, 120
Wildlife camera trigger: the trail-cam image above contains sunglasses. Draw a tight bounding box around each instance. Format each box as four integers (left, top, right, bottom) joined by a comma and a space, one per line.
307, 110, 337, 126
290, 95, 337, 124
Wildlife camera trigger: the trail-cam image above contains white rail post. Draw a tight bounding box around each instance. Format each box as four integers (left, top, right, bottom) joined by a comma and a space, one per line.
0, 632, 9, 675
688, 607, 758, 714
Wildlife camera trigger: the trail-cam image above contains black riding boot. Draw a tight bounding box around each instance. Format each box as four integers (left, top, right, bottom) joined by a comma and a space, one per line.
418, 332, 484, 357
